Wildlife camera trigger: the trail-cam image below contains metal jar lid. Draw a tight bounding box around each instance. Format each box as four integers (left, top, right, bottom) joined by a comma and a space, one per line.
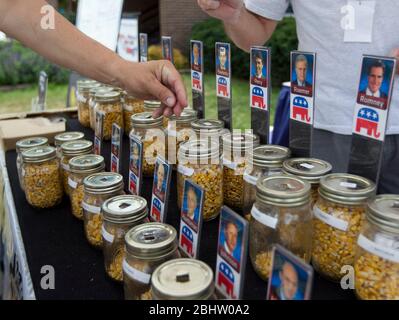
249, 145, 291, 168
83, 172, 124, 195
77, 79, 100, 92
61, 140, 93, 156
167, 109, 198, 124
191, 119, 224, 133
125, 223, 178, 259
54, 132, 84, 147
102, 195, 148, 224
89, 86, 113, 98
178, 139, 220, 161
256, 175, 311, 207
366, 194, 399, 234
16, 137, 48, 153
319, 173, 376, 205
94, 90, 121, 103
69, 155, 105, 174
222, 132, 260, 152
151, 258, 214, 300
22, 146, 56, 163
283, 158, 332, 184
144, 100, 161, 109
131, 112, 164, 128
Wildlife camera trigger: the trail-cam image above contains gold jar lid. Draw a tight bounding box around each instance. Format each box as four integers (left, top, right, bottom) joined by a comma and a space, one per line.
61, 140, 93, 156
178, 139, 219, 161
22, 146, 56, 163
248, 145, 291, 168
125, 223, 178, 259
131, 112, 163, 128
319, 173, 376, 205
16, 137, 48, 153
144, 100, 161, 109
256, 175, 311, 207
222, 132, 260, 152
69, 155, 105, 174
94, 90, 121, 103
83, 172, 124, 195
54, 132, 84, 147
151, 258, 214, 300
283, 158, 332, 184
367, 194, 399, 233
77, 79, 100, 92
102, 195, 148, 224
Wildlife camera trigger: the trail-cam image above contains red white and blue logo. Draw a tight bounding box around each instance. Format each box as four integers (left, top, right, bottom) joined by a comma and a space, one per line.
251, 86, 265, 109
129, 172, 137, 195
355, 107, 380, 139
151, 197, 162, 222
217, 77, 228, 97
180, 225, 194, 257
217, 261, 235, 299
292, 96, 311, 123
192, 71, 201, 91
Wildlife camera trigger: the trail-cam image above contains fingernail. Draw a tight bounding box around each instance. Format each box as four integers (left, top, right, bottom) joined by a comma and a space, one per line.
166, 97, 174, 107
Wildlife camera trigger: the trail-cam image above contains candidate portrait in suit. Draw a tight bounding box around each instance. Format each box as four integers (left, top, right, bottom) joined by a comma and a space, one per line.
292, 54, 312, 88
359, 60, 388, 98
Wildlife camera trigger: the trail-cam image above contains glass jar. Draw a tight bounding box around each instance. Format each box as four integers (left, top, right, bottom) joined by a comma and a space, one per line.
249, 175, 312, 281
94, 90, 123, 140
123, 93, 145, 134
151, 258, 216, 300
21, 146, 63, 209
76, 79, 100, 127
102, 195, 149, 282
177, 139, 223, 221
354, 195, 399, 300
16, 136, 48, 191
312, 173, 376, 282
283, 158, 332, 207
89, 86, 114, 130
123, 223, 181, 300
54, 132, 84, 159
144, 100, 167, 127
222, 132, 260, 211
82, 172, 125, 248
166, 109, 198, 165
130, 112, 166, 177
242, 145, 291, 221
60, 140, 93, 196
68, 155, 105, 220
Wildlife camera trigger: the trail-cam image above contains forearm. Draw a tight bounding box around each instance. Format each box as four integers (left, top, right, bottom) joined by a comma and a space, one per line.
0, 0, 125, 87
223, 6, 276, 52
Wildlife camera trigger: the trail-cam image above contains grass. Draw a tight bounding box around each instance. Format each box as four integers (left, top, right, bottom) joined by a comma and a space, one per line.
0, 73, 279, 129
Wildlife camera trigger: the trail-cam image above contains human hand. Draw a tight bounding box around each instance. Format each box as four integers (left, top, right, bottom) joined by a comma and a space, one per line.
197, 0, 244, 24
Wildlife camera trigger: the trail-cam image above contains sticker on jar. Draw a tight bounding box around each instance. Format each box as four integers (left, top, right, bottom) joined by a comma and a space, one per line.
243, 172, 257, 185
357, 234, 399, 263
251, 205, 278, 229
101, 225, 114, 243
82, 202, 101, 214
313, 205, 349, 231
300, 163, 315, 170
339, 182, 357, 189
222, 157, 238, 170
76, 91, 87, 103
122, 259, 151, 284
61, 163, 70, 171
177, 164, 194, 177
166, 129, 177, 137
68, 177, 78, 189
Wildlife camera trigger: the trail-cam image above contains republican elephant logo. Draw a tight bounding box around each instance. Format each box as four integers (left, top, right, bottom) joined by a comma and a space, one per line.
251, 86, 265, 108
217, 262, 236, 299
180, 225, 194, 256
192, 71, 201, 90
292, 96, 311, 123
151, 197, 162, 222
355, 107, 380, 139
217, 77, 228, 97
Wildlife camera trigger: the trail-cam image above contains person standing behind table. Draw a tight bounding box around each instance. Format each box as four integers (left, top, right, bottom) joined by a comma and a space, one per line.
198, 0, 399, 193
0, 0, 187, 118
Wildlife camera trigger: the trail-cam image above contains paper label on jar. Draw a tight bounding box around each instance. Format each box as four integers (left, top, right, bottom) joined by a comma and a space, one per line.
101, 225, 114, 243
300, 163, 315, 170
223, 158, 238, 170
358, 234, 399, 263
82, 202, 101, 214
243, 172, 257, 185
177, 164, 194, 177
313, 206, 349, 231
166, 129, 177, 137
62, 163, 70, 171
122, 259, 151, 284
251, 205, 278, 229
340, 182, 357, 189
68, 177, 78, 189
76, 92, 87, 103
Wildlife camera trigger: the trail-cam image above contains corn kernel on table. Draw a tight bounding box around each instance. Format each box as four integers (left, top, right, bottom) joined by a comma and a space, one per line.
3, 116, 356, 300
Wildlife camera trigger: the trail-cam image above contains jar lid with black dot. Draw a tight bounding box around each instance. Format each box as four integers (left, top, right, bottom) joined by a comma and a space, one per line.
22, 146, 57, 163
283, 158, 332, 184
61, 140, 93, 156
16, 137, 48, 153
367, 194, 399, 234
102, 195, 148, 224
248, 145, 291, 168
69, 154, 105, 174
83, 172, 124, 195
54, 132, 84, 147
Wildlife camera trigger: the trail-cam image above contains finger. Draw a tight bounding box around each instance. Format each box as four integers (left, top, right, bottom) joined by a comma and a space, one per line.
198, 0, 220, 10
148, 78, 177, 109
173, 104, 184, 117
152, 105, 166, 118
163, 107, 173, 117
160, 62, 188, 109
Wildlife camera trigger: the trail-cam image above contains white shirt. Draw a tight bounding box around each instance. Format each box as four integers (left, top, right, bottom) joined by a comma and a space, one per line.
244, 0, 399, 135
366, 87, 381, 98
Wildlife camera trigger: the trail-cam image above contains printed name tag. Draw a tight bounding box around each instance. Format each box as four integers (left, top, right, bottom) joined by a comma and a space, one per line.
251, 205, 278, 229
122, 259, 151, 284
357, 234, 399, 263
243, 172, 257, 186
177, 164, 194, 177
68, 177, 78, 189
62, 163, 70, 171
313, 206, 349, 231
101, 225, 114, 243
223, 158, 238, 170
82, 202, 101, 214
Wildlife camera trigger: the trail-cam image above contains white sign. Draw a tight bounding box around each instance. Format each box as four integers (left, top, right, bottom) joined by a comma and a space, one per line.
117, 17, 139, 62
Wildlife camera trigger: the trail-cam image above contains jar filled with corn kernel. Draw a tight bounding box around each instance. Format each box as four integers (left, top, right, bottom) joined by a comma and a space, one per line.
102, 195, 149, 282
76, 79, 101, 127
282, 158, 332, 207
16, 136, 48, 192
130, 112, 166, 177
94, 90, 123, 140
21, 146, 63, 209
60, 140, 93, 196
68, 155, 105, 220
221, 132, 260, 211
354, 195, 399, 300
312, 173, 376, 282
123, 223, 181, 300
144, 100, 168, 127
89, 86, 114, 130
82, 172, 125, 248
250, 175, 312, 281
166, 109, 198, 166
123, 93, 145, 134
191, 119, 228, 151
242, 145, 291, 221
54, 132, 84, 160
151, 258, 216, 300
177, 139, 222, 221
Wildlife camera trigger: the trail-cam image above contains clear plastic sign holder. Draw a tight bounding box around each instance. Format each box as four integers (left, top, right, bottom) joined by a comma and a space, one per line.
139, 33, 148, 62
32, 71, 48, 112
161, 36, 174, 64
190, 40, 205, 119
